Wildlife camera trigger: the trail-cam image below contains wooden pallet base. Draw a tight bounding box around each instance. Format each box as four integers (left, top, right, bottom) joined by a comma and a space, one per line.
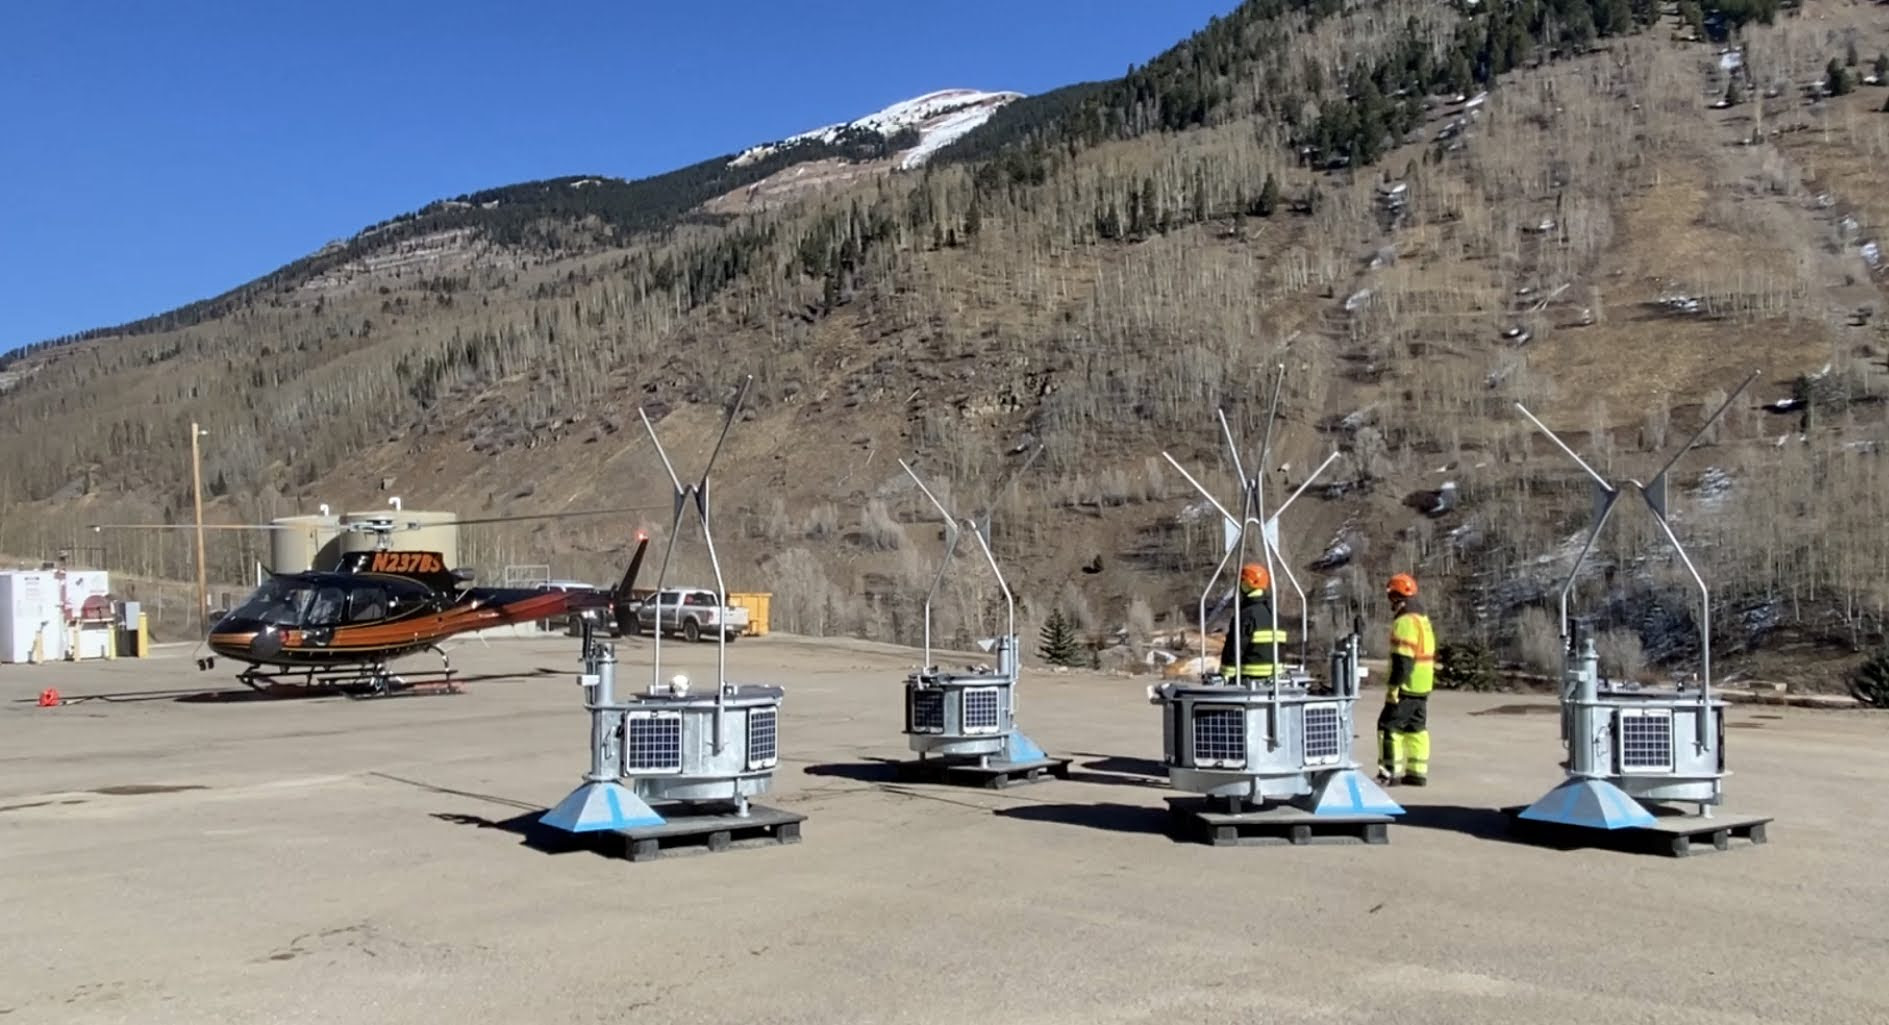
1166, 797, 1393, 847
895, 756, 1073, 790
597, 803, 805, 862
1501, 805, 1772, 858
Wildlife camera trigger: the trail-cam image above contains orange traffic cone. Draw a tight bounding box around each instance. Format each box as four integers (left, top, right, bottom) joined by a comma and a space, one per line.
37, 688, 60, 707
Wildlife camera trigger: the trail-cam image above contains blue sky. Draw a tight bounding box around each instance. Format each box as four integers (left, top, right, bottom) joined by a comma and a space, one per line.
0, 0, 1242, 351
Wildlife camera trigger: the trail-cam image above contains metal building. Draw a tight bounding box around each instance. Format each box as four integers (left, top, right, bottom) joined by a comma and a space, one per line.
267, 512, 345, 573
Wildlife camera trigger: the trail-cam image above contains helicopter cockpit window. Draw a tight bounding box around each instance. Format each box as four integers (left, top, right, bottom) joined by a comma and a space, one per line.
229, 578, 316, 626
347, 587, 389, 623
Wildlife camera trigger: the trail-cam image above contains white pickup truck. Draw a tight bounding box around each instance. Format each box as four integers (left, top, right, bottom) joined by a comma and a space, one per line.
632, 587, 750, 643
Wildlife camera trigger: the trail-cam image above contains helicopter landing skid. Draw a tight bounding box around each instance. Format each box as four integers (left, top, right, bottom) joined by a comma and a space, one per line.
236, 646, 462, 700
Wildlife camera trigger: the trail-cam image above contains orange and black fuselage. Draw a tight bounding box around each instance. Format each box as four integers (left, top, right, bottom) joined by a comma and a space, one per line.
204, 549, 613, 669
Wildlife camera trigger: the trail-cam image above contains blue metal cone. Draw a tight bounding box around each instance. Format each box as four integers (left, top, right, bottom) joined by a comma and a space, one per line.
1305, 768, 1405, 817
1002, 730, 1047, 763
1517, 777, 1656, 830
538, 781, 666, 833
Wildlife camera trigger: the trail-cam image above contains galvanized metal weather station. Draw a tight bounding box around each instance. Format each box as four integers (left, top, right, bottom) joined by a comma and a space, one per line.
892, 450, 1072, 788
1151, 366, 1404, 846
1505, 371, 1772, 856
538, 375, 804, 861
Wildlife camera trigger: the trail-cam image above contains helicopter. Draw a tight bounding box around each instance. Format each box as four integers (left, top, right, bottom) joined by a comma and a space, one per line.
90, 507, 656, 698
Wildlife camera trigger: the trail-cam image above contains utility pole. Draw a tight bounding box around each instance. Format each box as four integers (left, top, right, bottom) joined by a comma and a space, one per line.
190, 422, 208, 636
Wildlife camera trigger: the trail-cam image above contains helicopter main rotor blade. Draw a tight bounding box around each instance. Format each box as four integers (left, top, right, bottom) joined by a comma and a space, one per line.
92, 504, 668, 534
89, 522, 296, 532
449, 504, 669, 528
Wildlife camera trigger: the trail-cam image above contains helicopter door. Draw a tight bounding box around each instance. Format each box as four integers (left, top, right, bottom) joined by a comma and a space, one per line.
302, 585, 348, 645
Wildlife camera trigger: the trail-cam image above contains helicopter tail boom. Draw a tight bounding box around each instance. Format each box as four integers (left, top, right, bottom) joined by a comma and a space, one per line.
603, 532, 653, 634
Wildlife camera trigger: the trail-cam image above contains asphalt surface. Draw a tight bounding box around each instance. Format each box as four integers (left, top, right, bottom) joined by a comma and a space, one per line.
2, 634, 1885, 1024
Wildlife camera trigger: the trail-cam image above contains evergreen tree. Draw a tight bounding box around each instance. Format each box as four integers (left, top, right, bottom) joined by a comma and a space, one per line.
1565, 2, 1598, 47
1680, 1, 1705, 37
1846, 40, 1859, 68
1828, 59, 1853, 97
1038, 608, 1081, 667
1851, 649, 1889, 708
1354, 77, 1389, 165
1257, 172, 1280, 217
1445, 51, 1473, 96
1875, 53, 1888, 80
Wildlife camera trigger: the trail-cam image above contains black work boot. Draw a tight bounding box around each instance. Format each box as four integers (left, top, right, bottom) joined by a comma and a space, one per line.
1401, 773, 1428, 787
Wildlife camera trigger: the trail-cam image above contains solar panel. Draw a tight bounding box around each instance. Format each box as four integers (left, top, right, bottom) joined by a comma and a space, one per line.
1618, 708, 1674, 773
1191, 706, 1246, 768
963, 687, 1003, 734
747, 707, 779, 770
625, 711, 682, 773
909, 688, 945, 733
1303, 703, 1343, 766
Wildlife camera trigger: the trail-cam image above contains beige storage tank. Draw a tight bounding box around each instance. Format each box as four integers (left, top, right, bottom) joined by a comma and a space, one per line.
340, 507, 459, 567
269, 513, 345, 573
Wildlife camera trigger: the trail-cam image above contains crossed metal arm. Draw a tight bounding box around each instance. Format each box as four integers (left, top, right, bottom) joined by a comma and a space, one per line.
1513, 369, 1758, 705
1161, 364, 1340, 686
639, 374, 751, 750
899, 445, 1043, 674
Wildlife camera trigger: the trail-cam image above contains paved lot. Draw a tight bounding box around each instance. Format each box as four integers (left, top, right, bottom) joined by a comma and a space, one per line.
2, 634, 1885, 1024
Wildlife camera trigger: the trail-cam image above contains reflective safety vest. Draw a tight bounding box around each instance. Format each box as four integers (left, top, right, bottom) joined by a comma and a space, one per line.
1390, 611, 1436, 695
1226, 591, 1288, 679
1237, 624, 1289, 678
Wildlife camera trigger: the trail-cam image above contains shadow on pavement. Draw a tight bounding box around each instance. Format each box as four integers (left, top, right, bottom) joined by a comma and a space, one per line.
801, 759, 903, 783
1392, 803, 1523, 842
1071, 753, 1168, 778
992, 801, 1180, 840
432, 809, 607, 857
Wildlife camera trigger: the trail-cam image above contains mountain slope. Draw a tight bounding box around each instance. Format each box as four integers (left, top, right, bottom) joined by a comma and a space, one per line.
5, 89, 1016, 357
3, 0, 1886, 690
731, 88, 1024, 170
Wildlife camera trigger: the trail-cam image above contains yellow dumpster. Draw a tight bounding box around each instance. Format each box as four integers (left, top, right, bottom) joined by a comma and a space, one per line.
727, 592, 771, 637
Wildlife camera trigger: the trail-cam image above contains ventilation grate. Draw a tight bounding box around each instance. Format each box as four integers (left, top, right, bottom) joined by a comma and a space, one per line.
963, 687, 1003, 734
1618, 708, 1674, 773
625, 711, 682, 773
746, 707, 778, 770
908, 688, 945, 733
1304, 703, 1343, 765
1191, 706, 1246, 768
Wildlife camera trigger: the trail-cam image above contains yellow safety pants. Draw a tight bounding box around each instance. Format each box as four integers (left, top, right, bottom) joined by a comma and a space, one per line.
1377, 687, 1430, 782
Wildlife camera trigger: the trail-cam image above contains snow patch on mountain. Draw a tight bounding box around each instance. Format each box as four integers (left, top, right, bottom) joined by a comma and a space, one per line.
731, 88, 1023, 171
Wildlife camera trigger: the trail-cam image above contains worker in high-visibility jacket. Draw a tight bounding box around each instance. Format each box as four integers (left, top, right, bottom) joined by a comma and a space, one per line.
1219, 563, 1287, 682
1377, 572, 1436, 786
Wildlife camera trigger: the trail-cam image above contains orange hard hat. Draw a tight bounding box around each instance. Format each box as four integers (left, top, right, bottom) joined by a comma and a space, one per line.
1386, 572, 1418, 598
1239, 563, 1270, 592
